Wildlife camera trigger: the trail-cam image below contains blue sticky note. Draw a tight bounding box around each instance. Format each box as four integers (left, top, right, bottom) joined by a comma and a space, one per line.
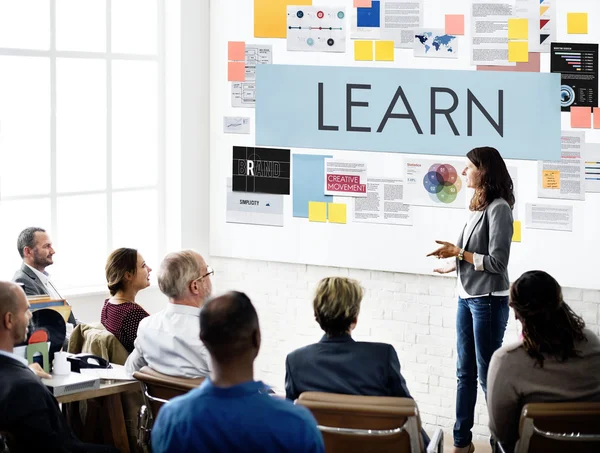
293, 154, 333, 218
357, 0, 380, 28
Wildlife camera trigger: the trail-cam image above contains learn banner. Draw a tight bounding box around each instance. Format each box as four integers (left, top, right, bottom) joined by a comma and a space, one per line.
255, 65, 561, 160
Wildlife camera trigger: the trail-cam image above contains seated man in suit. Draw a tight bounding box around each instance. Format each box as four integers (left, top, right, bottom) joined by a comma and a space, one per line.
125, 250, 212, 378
285, 277, 429, 446
151, 291, 324, 453
13, 226, 76, 326
0, 281, 116, 453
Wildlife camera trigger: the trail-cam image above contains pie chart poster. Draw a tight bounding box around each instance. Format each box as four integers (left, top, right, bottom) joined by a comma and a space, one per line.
404, 158, 466, 209
232, 146, 291, 195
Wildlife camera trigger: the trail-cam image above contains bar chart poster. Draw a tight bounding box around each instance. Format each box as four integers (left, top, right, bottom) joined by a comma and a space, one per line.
551, 43, 598, 112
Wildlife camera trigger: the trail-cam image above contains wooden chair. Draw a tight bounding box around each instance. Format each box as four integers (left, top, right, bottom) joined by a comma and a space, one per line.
132, 366, 204, 453
496, 402, 600, 453
296, 392, 444, 453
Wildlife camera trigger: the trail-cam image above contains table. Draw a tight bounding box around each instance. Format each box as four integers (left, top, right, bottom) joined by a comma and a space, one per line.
58, 380, 140, 453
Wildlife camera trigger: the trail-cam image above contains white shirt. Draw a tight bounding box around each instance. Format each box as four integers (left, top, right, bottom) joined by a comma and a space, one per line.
125, 303, 211, 378
25, 264, 62, 300
456, 212, 510, 299
0, 349, 29, 366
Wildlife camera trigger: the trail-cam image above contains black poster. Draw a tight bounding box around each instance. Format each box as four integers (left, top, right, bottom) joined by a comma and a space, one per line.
232, 146, 291, 195
551, 42, 599, 112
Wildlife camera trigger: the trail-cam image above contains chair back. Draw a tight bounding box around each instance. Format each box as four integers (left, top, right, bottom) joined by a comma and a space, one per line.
0, 431, 14, 453
517, 402, 600, 453
296, 392, 424, 453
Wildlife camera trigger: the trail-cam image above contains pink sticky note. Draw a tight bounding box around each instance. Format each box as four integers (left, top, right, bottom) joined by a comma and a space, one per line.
228, 41, 246, 61
571, 106, 592, 128
228, 61, 245, 82
445, 14, 465, 35
593, 108, 600, 129
477, 52, 541, 73
354, 0, 372, 7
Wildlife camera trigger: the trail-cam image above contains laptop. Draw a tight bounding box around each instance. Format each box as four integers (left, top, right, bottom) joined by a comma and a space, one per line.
42, 372, 100, 397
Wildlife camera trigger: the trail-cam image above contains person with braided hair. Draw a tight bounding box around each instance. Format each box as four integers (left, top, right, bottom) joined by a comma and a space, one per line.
487, 270, 600, 452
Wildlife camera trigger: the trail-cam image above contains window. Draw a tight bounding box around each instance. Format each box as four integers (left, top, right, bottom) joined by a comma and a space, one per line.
0, 0, 165, 292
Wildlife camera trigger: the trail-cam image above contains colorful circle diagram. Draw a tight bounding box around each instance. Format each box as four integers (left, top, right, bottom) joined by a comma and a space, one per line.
422, 163, 462, 204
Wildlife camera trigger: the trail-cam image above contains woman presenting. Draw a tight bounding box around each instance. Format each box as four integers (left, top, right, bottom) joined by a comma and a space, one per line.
427, 147, 514, 453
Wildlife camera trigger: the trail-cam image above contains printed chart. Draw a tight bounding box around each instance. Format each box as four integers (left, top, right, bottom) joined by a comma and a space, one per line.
405, 159, 465, 208
287, 6, 346, 52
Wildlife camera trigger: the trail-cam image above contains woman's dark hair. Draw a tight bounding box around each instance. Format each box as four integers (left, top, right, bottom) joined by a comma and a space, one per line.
510, 270, 587, 367
467, 147, 515, 211
105, 248, 138, 296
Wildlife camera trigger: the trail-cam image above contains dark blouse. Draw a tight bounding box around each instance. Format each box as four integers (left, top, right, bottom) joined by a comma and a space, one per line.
100, 299, 149, 353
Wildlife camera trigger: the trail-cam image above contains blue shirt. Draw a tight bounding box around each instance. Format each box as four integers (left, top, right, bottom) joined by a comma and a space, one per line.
151, 379, 325, 453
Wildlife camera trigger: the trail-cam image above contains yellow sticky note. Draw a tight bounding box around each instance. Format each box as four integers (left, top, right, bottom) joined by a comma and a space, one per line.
254, 0, 312, 38
308, 201, 327, 222
375, 40, 394, 61
512, 221, 522, 242
328, 203, 347, 224
354, 40, 374, 61
567, 12, 588, 34
542, 170, 560, 189
508, 41, 528, 62
508, 18, 528, 40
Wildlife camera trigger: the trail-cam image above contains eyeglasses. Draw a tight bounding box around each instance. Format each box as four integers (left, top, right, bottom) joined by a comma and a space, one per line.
193, 265, 214, 283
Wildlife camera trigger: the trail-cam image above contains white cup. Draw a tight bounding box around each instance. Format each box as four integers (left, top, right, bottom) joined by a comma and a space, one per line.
53, 351, 71, 375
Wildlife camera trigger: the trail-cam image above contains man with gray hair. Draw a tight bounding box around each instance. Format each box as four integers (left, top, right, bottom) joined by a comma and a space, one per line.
125, 250, 213, 377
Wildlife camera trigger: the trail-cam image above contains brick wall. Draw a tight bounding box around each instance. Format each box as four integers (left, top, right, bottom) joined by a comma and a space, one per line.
210, 256, 600, 441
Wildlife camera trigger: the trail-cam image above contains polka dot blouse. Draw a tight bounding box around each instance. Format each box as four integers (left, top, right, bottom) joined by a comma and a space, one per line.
101, 299, 150, 353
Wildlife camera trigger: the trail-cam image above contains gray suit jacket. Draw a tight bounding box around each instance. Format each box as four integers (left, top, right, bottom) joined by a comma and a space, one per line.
13, 263, 76, 325
456, 198, 513, 296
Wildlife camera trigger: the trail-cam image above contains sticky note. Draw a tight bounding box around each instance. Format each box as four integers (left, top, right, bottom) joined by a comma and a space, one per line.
355, 40, 374, 61
508, 41, 528, 62
594, 108, 600, 129
308, 201, 327, 222
508, 18, 528, 40
354, 0, 371, 7
254, 0, 312, 38
228, 61, 245, 82
567, 12, 588, 34
445, 14, 464, 35
228, 41, 246, 61
375, 40, 394, 61
328, 203, 347, 224
542, 170, 560, 189
357, 0, 380, 28
512, 221, 522, 242
571, 106, 592, 128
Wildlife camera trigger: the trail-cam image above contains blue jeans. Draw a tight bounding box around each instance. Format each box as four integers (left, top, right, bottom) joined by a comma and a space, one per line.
453, 296, 509, 448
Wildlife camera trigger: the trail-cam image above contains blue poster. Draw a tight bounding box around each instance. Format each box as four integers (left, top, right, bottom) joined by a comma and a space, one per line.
357, 1, 380, 28
292, 154, 333, 218
255, 65, 561, 161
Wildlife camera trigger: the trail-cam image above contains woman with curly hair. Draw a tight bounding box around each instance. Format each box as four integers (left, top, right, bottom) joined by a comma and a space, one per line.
428, 147, 515, 453
487, 270, 600, 452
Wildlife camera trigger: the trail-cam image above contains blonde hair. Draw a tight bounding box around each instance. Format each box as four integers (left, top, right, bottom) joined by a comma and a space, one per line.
158, 250, 204, 299
313, 277, 363, 337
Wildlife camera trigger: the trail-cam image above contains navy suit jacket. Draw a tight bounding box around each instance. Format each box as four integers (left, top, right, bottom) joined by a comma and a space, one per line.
285, 334, 412, 401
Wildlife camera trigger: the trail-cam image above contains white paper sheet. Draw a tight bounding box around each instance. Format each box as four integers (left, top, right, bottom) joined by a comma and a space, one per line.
226, 178, 284, 227
287, 6, 346, 52
404, 158, 466, 209
231, 82, 256, 108
525, 203, 573, 231
223, 117, 250, 134
353, 177, 412, 225
380, 0, 424, 49
244, 44, 272, 81
470, 0, 515, 66
538, 131, 585, 201
324, 159, 367, 197
585, 143, 600, 193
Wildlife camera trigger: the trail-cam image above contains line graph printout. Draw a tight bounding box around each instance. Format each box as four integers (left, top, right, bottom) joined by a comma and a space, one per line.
287, 6, 346, 52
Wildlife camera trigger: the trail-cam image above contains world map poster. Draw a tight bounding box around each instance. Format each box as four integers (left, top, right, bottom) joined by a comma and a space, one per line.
414, 28, 458, 59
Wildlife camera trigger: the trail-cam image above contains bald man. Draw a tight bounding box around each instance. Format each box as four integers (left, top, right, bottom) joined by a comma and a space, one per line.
0, 281, 117, 453
151, 291, 325, 453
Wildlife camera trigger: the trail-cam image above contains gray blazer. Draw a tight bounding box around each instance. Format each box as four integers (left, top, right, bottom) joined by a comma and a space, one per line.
13, 263, 76, 325
456, 198, 513, 296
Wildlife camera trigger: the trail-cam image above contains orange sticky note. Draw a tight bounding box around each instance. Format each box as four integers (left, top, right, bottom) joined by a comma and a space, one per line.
228, 61, 245, 82
571, 106, 592, 128
445, 14, 464, 35
228, 41, 246, 61
594, 108, 600, 129
254, 0, 312, 38
512, 221, 522, 242
542, 170, 560, 189
354, 0, 372, 6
